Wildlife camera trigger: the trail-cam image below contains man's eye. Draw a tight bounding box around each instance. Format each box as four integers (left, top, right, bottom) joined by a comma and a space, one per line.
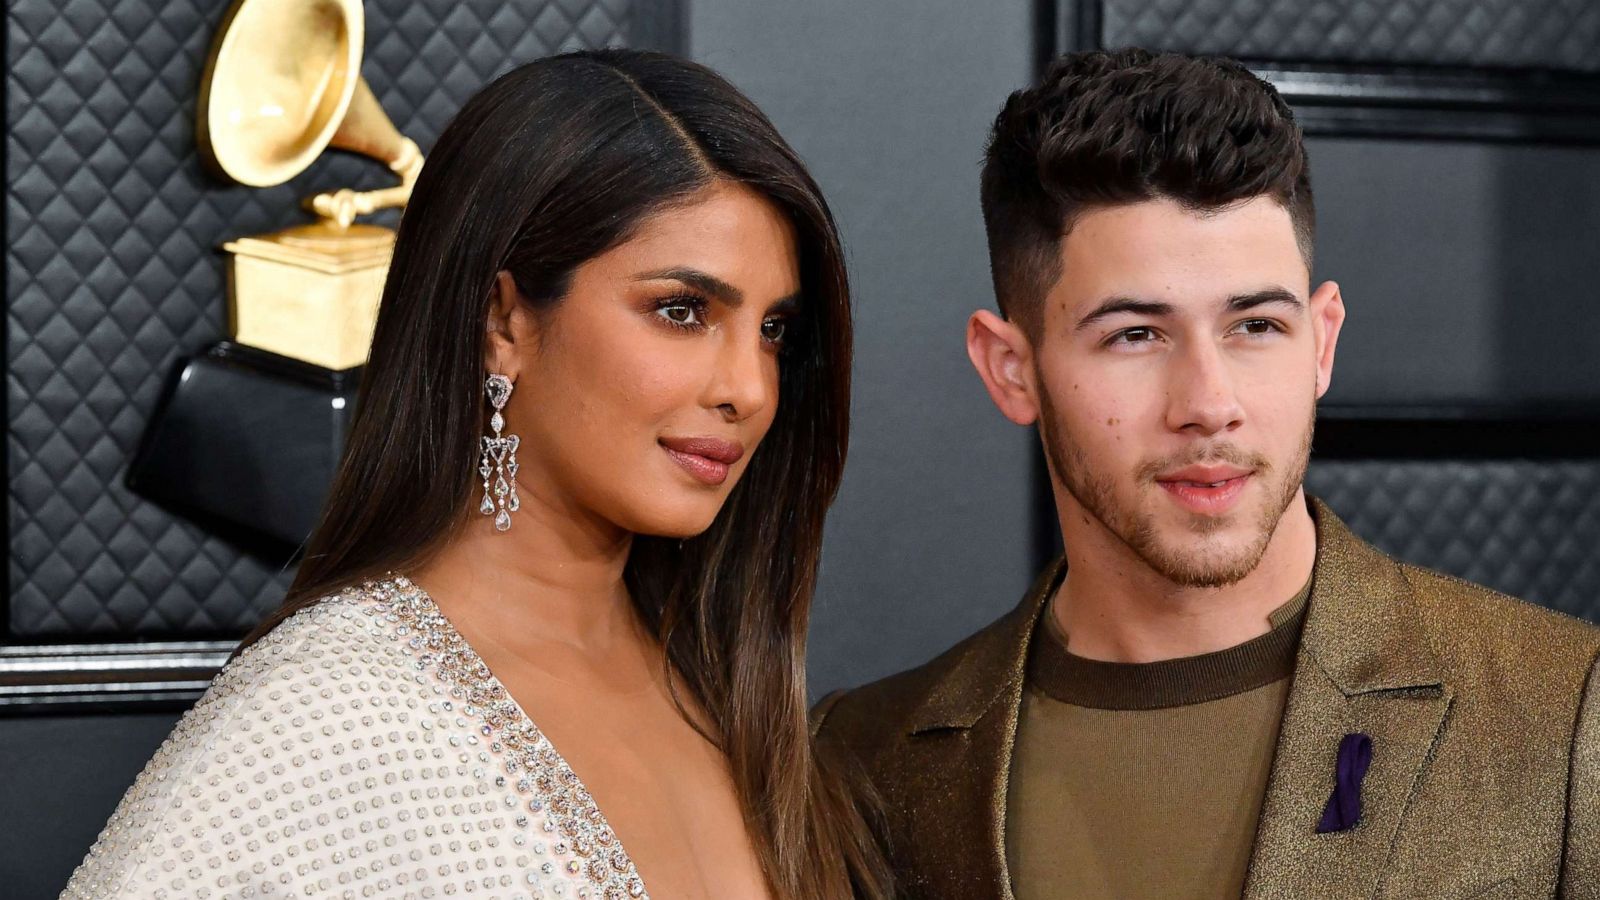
1237, 318, 1279, 335
760, 318, 787, 343
1111, 327, 1157, 344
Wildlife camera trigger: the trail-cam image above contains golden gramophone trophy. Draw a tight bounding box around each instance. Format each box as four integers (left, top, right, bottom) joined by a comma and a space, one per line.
128, 0, 421, 550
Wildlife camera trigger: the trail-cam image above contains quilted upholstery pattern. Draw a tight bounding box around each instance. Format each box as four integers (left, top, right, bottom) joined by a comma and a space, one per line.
1100, 0, 1600, 73
1307, 458, 1600, 622
7, 0, 657, 638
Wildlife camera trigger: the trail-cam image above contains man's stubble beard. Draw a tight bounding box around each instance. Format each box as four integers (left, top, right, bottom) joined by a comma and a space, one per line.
1036, 380, 1313, 589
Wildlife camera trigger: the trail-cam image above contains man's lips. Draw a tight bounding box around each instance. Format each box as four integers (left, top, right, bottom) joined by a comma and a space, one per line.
1155, 465, 1254, 514
1157, 464, 1252, 486
659, 436, 744, 486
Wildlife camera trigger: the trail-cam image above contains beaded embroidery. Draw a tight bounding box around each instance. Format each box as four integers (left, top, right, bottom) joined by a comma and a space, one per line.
366, 576, 650, 900
63, 596, 604, 899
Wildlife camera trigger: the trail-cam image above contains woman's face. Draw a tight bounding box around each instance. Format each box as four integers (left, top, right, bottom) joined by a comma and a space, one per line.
486, 180, 800, 539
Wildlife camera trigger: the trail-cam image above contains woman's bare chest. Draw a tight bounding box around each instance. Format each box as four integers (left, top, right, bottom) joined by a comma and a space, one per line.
495, 672, 773, 900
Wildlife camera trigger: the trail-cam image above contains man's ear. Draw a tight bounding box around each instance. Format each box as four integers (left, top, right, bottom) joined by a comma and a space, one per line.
966, 309, 1040, 425
484, 270, 528, 378
1309, 279, 1345, 399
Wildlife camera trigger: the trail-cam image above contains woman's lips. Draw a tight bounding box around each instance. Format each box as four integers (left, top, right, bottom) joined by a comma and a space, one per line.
659, 436, 744, 487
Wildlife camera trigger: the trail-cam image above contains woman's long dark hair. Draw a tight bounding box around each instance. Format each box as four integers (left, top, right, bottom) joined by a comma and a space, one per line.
236, 49, 889, 899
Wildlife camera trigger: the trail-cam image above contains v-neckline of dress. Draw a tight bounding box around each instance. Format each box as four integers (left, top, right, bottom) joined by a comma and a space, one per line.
366, 575, 651, 900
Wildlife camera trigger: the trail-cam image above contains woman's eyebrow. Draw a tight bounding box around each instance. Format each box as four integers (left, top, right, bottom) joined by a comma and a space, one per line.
636, 267, 743, 306
639, 267, 802, 313
767, 293, 801, 315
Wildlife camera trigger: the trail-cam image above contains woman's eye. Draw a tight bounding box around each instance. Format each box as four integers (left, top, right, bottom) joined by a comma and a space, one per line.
760, 317, 787, 343
656, 302, 702, 326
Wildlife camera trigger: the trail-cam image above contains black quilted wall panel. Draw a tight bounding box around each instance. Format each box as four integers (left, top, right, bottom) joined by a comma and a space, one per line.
1099, 0, 1600, 72
6, 0, 673, 639
1307, 458, 1600, 622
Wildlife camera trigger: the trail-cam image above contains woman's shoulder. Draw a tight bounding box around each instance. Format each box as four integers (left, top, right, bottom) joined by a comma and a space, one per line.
184, 585, 414, 721
64, 577, 634, 899
59, 583, 438, 897
247, 582, 402, 656
141, 583, 412, 751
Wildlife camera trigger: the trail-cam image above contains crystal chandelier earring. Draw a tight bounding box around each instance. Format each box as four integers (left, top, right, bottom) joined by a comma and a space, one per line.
479, 374, 520, 532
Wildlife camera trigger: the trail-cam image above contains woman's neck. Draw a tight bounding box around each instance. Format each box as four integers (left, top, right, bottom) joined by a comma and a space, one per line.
409, 494, 638, 655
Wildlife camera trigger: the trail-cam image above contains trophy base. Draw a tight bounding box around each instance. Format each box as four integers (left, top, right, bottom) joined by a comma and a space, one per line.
128, 341, 359, 550
224, 222, 393, 371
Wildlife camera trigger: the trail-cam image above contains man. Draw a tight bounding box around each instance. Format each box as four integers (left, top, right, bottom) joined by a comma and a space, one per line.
815, 49, 1600, 899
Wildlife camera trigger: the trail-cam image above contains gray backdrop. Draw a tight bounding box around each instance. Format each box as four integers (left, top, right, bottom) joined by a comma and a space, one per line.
5, 0, 1600, 896
691, 0, 1041, 696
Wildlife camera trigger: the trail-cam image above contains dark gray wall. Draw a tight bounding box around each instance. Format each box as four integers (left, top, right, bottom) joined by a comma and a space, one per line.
1310, 137, 1600, 409
5, 0, 669, 643
0, 712, 181, 896
689, 0, 1040, 696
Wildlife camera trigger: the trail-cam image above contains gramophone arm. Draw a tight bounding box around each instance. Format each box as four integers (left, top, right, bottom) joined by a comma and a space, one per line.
304, 137, 424, 229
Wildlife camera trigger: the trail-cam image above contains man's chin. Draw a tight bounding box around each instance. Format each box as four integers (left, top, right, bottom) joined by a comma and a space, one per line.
1142, 551, 1260, 589
1131, 517, 1272, 588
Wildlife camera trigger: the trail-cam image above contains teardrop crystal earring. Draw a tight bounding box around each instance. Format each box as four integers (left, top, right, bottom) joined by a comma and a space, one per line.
479, 374, 520, 532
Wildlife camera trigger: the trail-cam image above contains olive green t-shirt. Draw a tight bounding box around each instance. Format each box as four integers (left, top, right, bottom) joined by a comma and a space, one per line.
1006, 580, 1311, 900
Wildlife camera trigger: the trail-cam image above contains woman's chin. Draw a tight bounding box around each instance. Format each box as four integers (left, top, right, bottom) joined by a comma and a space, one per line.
634, 523, 715, 541
620, 503, 723, 541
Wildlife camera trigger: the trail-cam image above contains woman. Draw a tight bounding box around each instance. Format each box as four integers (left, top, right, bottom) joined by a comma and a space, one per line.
63, 50, 888, 900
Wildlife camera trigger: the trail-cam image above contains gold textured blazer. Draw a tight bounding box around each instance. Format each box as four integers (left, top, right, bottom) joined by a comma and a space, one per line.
815, 499, 1600, 899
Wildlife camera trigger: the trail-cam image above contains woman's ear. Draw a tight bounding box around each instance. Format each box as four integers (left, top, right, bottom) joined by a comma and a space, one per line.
966, 309, 1041, 426
484, 270, 527, 378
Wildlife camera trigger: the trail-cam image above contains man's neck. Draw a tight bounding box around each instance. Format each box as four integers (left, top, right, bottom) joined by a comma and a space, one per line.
1051, 493, 1318, 664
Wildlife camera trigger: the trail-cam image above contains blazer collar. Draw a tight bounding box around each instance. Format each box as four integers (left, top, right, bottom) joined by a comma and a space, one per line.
906, 558, 1063, 735
1245, 500, 1453, 898
895, 558, 1062, 900
1298, 496, 1445, 695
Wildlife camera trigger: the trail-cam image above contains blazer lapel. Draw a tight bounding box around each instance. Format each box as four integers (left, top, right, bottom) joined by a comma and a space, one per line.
1244, 500, 1453, 899
896, 560, 1063, 900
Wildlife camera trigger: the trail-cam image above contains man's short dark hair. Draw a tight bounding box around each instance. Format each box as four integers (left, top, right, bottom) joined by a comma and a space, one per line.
980, 48, 1315, 336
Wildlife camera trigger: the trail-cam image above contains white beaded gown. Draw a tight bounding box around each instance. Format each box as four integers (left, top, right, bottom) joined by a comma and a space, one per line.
61, 577, 651, 900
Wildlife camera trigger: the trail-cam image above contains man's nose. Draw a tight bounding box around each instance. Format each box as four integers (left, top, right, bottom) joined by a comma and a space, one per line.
1164, 340, 1244, 436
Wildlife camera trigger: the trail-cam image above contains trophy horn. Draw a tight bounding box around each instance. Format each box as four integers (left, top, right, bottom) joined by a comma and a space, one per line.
197, 0, 422, 229
127, 0, 420, 548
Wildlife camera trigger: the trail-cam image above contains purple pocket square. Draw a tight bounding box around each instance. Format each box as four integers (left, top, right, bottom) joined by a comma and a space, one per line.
1316, 732, 1372, 834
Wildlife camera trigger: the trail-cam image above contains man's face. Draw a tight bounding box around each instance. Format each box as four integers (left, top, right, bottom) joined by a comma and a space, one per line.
1028, 197, 1340, 588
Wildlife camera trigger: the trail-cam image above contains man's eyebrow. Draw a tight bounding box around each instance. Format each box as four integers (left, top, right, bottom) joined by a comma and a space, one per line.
636, 267, 744, 306
1074, 297, 1175, 331
1073, 288, 1305, 331
1225, 287, 1304, 312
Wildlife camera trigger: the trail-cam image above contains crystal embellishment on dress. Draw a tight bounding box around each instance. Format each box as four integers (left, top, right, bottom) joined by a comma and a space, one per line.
373, 576, 651, 900
59, 590, 602, 899
481, 373, 521, 532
